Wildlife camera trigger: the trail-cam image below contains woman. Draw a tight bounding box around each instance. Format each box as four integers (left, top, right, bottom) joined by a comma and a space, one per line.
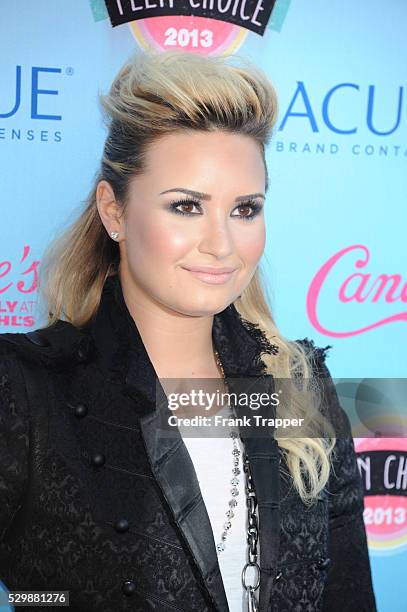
0, 50, 376, 611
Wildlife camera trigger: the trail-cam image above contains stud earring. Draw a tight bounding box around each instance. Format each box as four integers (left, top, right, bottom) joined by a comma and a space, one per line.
110, 231, 119, 240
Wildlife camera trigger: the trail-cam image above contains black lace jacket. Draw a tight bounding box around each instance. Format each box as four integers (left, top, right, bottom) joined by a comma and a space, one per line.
0, 274, 377, 611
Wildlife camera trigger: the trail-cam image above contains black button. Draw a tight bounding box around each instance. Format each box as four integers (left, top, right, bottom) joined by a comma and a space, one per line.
76, 346, 88, 362
74, 403, 88, 418
91, 452, 105, 467
76, 337, 93, 362
114, 519, 129, 533
316, 557, 331, 570
122, 580, 136, 596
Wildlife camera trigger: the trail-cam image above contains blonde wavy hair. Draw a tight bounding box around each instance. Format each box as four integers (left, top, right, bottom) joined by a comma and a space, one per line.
37, 49, 336, 506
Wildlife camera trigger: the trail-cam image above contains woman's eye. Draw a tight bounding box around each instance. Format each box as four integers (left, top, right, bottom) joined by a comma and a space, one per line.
169, 199, 201, 215
231, 202, 263, 221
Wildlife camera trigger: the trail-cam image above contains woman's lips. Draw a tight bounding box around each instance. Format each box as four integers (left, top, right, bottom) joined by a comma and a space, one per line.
181, 266, 236, 285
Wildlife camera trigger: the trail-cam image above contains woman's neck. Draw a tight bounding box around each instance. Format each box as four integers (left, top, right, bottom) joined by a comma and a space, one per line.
120, 276, 222, 380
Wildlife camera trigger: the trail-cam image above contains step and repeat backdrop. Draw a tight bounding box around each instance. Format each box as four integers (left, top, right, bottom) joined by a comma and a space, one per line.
1, 1, 406, 610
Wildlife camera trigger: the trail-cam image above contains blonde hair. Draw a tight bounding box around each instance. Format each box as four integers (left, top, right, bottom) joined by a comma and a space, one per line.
37, 50, 336, 506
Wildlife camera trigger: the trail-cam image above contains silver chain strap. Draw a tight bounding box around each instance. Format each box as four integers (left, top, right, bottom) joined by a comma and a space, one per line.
242, 451, 260, 611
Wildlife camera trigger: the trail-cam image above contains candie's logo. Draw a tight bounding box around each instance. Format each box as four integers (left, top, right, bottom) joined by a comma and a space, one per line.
0, 246, 40, 329
307, 245, 407, 337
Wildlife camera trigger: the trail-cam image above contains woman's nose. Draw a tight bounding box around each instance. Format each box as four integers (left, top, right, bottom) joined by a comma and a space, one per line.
197, 221, 234, 258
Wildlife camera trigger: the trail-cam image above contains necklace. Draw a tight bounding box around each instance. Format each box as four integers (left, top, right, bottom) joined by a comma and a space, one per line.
214, 348, 260, 612
213, 349, 241, 554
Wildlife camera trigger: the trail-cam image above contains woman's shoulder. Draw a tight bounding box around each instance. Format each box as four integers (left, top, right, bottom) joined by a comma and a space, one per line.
284, 336, 336, 387
292, 336, 333, 368
0, 320, 94, 371
0, 332, 29, 385
289, 336, 354, 438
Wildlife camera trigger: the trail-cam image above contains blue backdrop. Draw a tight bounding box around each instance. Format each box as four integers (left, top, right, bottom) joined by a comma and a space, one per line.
1, 1, 406, 610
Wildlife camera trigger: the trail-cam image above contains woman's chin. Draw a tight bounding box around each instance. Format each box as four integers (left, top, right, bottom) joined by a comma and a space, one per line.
170, 298, 234, 318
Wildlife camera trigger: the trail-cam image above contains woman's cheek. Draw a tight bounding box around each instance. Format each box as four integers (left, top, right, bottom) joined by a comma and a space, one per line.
128, 218, 182, 257
236, 226, 266, 265
148, 220, 196, 259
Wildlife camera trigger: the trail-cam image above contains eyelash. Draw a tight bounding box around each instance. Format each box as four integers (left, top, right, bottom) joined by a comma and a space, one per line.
168, 198, 263, 221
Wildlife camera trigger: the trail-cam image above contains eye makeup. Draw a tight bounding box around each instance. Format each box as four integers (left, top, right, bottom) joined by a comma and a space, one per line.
167, 198, 264, 221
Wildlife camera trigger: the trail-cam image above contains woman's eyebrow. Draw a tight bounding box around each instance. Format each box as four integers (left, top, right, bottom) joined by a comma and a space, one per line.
159, 187, 265, 202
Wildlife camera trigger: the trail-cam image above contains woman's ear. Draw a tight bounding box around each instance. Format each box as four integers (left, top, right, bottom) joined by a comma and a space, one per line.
96, 180, 124, 240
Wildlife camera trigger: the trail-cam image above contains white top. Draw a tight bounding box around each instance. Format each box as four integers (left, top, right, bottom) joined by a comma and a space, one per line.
179, 404, 260, 611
